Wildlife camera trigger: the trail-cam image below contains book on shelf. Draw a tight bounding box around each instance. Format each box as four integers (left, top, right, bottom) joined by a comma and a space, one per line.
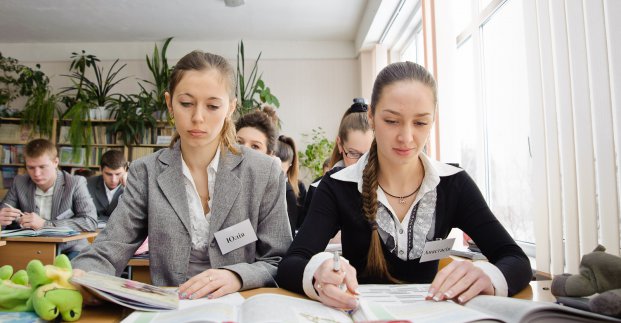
131, 147, 156, 160
120, 283, 621, 323
0, 167, 19, 189
70, 271, 178, 311
59, 147, 86, 166
1, 226, 79, 237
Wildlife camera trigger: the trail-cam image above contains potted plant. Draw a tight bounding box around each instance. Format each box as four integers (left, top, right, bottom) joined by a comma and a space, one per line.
298, 127, 334, 180
143, 37, 173, 121
109, 89, 157, 146
82, 59, 128, 120
60, 51, 128, 160
235, 40, 280, 117
0, 53, 23, 109
18, 63, 58, 138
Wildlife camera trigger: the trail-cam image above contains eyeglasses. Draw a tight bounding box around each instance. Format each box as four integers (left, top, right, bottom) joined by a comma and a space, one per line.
343, 149, 364, 159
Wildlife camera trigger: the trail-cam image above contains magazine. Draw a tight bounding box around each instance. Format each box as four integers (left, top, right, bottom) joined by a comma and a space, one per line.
70, 271, 178, 311
1, 226, 79, 237
120, 284, 621, 323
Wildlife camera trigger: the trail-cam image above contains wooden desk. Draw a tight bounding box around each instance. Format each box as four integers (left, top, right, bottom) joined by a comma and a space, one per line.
0, 232, 98, 270
72, 280, 555, 322
127, 258, 151, 285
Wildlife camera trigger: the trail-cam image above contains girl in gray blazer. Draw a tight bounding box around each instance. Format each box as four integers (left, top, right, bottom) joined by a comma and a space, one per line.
72, 50, 292, 302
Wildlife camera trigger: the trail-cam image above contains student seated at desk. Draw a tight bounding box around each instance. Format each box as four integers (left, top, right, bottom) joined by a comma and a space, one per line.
0, 139, 98, 258
276, 61, 531, 310
72, 50, 292, 303
86, 150, 128, 228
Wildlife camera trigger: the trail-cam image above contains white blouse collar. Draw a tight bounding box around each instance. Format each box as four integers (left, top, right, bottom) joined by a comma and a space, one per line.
330, 150, 463, 193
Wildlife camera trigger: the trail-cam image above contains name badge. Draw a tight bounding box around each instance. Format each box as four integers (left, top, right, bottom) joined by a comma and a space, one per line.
419, 238, 455, 263
213, 219, 258, 255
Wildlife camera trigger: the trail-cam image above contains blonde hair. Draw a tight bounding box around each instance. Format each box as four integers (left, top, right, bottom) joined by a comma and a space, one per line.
168, 50, 238, 154
362, 61, 437, 282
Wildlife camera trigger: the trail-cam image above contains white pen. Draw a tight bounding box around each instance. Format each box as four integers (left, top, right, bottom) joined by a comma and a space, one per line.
2, 202, 24, 217
332, 250, 341, 272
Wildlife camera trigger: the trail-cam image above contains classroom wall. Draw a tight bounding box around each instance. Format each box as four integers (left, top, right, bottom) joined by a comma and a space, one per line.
1, 41, 361, 166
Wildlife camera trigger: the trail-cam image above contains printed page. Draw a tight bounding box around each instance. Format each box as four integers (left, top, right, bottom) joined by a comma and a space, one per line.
240, 293, 353, 323
466, 295, 621, 323
355, 284, 501, 323
357, 284, 430, 304
122, 293, 245, 323
70, 272, 178, 311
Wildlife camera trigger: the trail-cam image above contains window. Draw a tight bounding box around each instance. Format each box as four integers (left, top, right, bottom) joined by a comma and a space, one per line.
453, 0, 534, 243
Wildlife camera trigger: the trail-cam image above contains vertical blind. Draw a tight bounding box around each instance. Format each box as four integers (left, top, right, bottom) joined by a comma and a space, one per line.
524, 0, 620, 274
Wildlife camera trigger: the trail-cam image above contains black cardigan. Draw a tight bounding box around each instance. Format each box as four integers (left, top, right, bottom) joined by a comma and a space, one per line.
276, 168, 531, 296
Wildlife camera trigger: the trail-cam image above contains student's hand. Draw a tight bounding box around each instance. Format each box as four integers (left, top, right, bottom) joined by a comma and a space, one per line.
427, 260, 494, 304
71, 269, 105, 306
120, 172, 128, 187
19, 212, 45, 230
178, 268, 242, 300
0, 207, 21, 226
313, 258, 359, 310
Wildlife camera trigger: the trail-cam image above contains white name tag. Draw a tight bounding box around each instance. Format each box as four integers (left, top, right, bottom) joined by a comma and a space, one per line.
419, 238, 455, 263
213, 219, 258, 255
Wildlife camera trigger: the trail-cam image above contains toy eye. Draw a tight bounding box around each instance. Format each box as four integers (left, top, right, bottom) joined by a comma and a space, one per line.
52, 307, 58, 315
70, 310, 76, 318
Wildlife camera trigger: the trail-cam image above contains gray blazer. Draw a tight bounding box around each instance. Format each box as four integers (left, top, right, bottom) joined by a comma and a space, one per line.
86, 175, 123, 223
2, 170, 98, 252
72, 142, 293, 289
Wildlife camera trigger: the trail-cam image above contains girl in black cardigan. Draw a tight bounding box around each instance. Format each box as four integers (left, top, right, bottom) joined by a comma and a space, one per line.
276, 61, 531, 310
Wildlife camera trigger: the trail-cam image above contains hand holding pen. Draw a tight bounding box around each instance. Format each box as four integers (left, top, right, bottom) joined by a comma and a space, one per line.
312, 250, 360, 310
0, 202, 24, 226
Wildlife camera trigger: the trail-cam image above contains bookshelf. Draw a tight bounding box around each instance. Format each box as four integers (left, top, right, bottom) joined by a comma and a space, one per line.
56, 119, 127, 171
0, 117, 174, 198
0, 117, 57, 198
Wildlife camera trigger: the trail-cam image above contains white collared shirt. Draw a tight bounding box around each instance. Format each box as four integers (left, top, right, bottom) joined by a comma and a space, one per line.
34, 185, 55, 221
105, 184, 121, 203
181, 146, 220, 251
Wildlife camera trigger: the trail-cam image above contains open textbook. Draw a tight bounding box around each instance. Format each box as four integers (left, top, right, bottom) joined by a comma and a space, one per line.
1, 226, 78, 237
121, 284, 621, 323
70, 271, 178, 311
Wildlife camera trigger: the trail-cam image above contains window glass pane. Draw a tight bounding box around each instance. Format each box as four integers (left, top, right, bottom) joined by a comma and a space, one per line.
452, 0, 474, 35
481, 0, 533, 242
415, 28, 424, 65
479, 0, 494, 12
456, 39, 486, 193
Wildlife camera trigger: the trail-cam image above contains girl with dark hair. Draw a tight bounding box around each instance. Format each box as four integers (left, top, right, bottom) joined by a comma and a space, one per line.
300, 98, 374, 229
235, 108, 278, 155
277, 61, 531, 310
72, 50, 292, 303
275, 135, 307, 236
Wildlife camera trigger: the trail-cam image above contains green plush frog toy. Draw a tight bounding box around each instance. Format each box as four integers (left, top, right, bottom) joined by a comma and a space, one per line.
0, 254, 83, 321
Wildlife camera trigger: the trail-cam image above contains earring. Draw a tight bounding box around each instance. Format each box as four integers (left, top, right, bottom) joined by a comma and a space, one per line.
168, 115, 175, 127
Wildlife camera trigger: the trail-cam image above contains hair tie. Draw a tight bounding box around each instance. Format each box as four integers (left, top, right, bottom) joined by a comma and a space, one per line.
346, 98, 368, 114
370, 221, 378, 231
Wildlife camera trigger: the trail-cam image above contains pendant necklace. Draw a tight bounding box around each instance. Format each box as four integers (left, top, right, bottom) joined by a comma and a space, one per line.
378, 182, 423, 204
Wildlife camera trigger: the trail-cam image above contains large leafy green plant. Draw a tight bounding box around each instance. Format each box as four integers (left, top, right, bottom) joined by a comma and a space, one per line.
298, 128, 334, 180
60, 51, 128, 160
109, 89, 157, 146
18, 63, 58, 138
144, 37, 173, 119
235, 41, 280, 116
0, 53, 23, 107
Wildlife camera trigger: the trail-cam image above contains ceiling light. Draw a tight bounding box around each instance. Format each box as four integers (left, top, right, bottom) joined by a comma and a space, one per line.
224, 0, 244, 7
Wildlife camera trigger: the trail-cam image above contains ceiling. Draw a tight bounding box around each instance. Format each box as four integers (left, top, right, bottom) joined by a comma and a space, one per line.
0, 0, 372, 44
